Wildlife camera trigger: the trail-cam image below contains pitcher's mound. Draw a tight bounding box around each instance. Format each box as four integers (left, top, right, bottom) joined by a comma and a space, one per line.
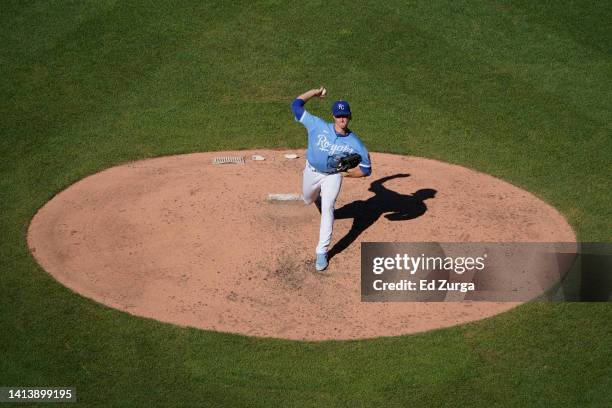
27, 150, 575, 340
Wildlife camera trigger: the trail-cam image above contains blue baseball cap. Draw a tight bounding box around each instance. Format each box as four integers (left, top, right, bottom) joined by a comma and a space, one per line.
332, 100, 351, 117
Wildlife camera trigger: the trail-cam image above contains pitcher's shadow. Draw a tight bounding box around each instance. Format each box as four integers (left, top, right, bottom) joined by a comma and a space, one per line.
325, 174, 437, 260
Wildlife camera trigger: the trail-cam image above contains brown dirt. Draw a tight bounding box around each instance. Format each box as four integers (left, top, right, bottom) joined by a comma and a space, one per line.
27, 150, 575, 340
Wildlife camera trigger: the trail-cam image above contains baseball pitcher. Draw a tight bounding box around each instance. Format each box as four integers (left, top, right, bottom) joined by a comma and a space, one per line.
291, 87, 372, 271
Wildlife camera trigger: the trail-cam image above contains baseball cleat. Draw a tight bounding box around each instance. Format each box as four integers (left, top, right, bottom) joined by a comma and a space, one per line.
315, 252, 328, 271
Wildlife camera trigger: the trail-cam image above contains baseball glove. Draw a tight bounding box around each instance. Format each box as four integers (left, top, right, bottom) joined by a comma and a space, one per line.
336, 153, 362, 172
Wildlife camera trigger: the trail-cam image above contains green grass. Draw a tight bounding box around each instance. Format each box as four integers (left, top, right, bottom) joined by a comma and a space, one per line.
1, 0, 610, 406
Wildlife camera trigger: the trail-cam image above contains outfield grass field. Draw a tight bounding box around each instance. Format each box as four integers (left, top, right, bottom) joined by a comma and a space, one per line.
1, 1, 611, 406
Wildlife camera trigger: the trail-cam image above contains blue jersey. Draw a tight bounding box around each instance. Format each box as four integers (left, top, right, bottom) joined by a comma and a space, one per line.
292, 100, 372, 175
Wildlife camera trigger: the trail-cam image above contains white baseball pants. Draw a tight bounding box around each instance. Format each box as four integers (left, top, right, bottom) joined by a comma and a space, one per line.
302, 163, 343, 254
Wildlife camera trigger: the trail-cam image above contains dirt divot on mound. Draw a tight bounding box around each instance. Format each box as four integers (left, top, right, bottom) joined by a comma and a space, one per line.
27, 150, 575, 340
